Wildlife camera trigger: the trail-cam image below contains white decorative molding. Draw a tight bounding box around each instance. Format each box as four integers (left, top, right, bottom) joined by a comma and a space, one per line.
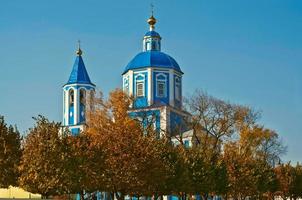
129, 70, 134, 96
169, 69, 174, 107
74, 89, 79, 125
147, 68, 152, 105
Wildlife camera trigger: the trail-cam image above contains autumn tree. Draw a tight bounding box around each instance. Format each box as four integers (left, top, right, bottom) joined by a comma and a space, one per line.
185, 90, 258, 156
224, 126, 285, 199
86, 89, 177, 199
0, 115, 22, 188
291, 163, 302, 200
66, 133, 105, 199
275, 162, 302, 200
176, 146, 227, 200
19, 116, 75, 198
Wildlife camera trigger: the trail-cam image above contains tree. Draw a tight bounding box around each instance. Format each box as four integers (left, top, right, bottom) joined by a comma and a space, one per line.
291, 163, 302, 200
65, 133, 105, 199
275, 163, 302, 200
19, 116, 74, 198
275, 162, 294, 200
224, 126, 285, 199
180, 146, 227, 200
86, 89, 177, 199
0, 115, 22, 188
185, 90, 258, 155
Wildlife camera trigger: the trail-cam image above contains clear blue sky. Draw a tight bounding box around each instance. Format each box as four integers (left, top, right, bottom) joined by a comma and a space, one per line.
0, 0, 301, 163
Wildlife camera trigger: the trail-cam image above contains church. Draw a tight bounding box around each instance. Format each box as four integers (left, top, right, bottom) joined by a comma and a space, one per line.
62, 13, 193, 147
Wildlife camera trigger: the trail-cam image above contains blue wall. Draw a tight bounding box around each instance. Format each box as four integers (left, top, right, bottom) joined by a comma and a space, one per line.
174, 75, 182, 109
170, 111, 186, 133
129, 109, 161, 132
80, 104, 85, 123
69, 106, 74, 125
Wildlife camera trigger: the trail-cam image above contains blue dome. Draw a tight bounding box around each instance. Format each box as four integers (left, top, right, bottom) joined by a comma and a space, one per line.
123, 51, 183, 74
144, 31, 161, 37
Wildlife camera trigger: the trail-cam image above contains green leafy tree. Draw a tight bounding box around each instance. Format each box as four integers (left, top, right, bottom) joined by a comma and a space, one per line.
0, 115, 22, 188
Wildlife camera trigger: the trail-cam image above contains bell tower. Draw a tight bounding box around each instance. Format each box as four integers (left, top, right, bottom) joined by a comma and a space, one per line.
62, 42, 95, 135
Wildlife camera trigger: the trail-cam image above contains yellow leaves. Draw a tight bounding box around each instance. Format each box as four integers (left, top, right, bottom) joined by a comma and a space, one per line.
0, 116, 21, 188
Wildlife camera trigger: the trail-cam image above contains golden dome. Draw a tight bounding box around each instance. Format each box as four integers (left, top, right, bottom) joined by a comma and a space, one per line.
147, 15, 157, 30
147, 15, 157, 25
76, 40, 82, 56
76, 48, 82, 56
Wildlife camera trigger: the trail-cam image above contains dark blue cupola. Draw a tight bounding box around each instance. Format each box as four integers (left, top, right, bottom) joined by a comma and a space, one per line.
122, 13, 184, 110
66, 47, 93, 85
123, 14, 183, 75
63, 43, 95, 135
143, 15, 161, 52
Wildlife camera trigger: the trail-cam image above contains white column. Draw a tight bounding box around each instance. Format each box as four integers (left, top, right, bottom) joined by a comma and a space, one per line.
160, 107, 168, 137
129, 70, 134, 96
169, 70, 174, 107
147, 68, 152, 105
64, 89, 69, 126
74, 88, 79, 125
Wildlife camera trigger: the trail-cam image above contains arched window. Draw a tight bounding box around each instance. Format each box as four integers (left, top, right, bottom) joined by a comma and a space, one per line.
69, 89, 74, 106
146, 42, 151, 51
175, 77, 181, 101
151, 41, 156, 50
80, 89, 86, 105
124, 77, 129, 94
156, 74, 167, 98
136, 74, 145, 97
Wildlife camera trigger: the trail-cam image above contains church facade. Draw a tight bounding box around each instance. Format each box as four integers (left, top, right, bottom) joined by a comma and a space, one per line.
63, 14, 192, 144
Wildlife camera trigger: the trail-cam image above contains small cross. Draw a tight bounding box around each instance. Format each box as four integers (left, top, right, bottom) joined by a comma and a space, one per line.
150, 3, 154, 16
78, 40, 81, 49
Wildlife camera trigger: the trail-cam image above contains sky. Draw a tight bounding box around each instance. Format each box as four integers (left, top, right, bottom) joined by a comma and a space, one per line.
0, 0, 301, 163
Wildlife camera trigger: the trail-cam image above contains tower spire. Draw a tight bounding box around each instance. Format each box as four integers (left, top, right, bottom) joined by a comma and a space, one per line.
76, 40, 82, 56
147, 3, 156, 31
151, 3, 154, 16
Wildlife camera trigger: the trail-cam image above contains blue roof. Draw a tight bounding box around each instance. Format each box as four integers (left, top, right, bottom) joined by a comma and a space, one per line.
66, 56, 93, 85
123, 51, 182, 74
144, 31, 161, 37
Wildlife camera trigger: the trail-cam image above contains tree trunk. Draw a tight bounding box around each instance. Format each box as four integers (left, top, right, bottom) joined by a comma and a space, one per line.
80, 190, 85, 200
115, 192, 125, 200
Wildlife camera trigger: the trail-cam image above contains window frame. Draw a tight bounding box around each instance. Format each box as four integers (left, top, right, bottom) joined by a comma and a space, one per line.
135, 74, 145, 98
69, 89, 74, 106
175, 77, 181, 101
156, 73, 167, 98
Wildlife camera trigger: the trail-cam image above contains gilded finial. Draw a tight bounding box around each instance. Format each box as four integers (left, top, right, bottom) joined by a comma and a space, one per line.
76, 40, 82, 56
147, 3, 156, 31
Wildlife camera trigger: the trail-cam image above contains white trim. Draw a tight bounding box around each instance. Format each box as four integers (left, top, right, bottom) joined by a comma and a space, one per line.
63, 83, 95, 89
128, 70, 134, 96
169, 70, 174, 107
123, 75, 129, 93
133, 70, 148, 74
160, 107, 167, 137
175, 76, 181, 101
147, 68, 152, 105
74, 89, 79, 125
65, 88, 75, 126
